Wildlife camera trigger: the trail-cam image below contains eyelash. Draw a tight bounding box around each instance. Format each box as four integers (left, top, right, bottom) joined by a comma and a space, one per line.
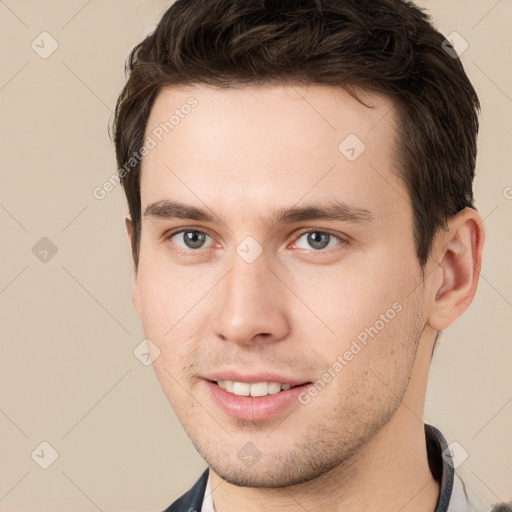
166, 228, 349, 255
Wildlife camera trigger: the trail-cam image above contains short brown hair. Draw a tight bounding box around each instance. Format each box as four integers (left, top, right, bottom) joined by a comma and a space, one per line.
113, 0, 480, 269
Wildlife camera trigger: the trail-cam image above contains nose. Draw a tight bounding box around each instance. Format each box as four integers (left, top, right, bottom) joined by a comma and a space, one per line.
211, 252, 291, 347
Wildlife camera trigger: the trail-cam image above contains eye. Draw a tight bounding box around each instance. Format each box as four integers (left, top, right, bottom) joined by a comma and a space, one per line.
168, 230, 213, 250
293, 231, 345, 251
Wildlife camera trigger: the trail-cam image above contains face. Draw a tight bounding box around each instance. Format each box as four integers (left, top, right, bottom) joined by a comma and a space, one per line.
131, 83, 430, 487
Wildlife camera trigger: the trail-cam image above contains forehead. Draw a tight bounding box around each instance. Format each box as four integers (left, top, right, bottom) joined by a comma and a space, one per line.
140, 83, 406, 223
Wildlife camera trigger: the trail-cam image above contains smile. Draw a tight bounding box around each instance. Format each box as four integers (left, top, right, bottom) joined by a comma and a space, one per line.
216, 380, 293, 397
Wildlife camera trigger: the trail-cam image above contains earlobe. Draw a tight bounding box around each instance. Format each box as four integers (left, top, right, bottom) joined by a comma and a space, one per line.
124, 216, 136, 273
124, 216, 143, 318
427, 208, 485, 331
125, 216, 133, 241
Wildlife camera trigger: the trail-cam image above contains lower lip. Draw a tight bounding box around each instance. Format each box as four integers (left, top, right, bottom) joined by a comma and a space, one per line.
205, 381, 311, 421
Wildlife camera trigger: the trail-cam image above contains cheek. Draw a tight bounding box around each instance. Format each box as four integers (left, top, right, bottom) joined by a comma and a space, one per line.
285, 253, 424, 404
284, 252, 417, 345
136, 252, 213, 337
134, 265, 205, 397
307, 292, 424, 430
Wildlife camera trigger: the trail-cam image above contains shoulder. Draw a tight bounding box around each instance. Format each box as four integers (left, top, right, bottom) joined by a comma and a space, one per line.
161, 468, 209, 512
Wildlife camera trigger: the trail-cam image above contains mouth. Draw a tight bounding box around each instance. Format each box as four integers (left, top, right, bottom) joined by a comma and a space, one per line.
204, 377, 313, 421
214, 380, 302, 397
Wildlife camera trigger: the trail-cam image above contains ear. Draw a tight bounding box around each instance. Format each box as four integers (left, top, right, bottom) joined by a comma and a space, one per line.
124, 216, 143, 318
427, 207, 485, 331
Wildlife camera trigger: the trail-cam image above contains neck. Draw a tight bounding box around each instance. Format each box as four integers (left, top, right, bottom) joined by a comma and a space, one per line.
209, 339, 439, 512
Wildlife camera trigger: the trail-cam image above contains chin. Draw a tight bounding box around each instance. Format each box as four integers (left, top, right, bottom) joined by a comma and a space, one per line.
193, 434, 360, 489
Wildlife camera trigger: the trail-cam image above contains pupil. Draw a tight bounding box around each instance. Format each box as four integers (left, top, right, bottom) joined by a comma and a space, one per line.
184, 231, 205, 249
308, 232, 329, 250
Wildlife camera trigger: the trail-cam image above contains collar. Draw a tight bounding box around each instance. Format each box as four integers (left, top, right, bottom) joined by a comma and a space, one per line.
201, 423, 456, 512
426, 423, 455, 512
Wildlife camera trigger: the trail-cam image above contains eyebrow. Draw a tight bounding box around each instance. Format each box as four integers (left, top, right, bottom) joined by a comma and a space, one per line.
143, 199, 374, 229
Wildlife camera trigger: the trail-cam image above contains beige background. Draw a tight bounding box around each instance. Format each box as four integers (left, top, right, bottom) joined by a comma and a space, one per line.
0, 0, 511, 510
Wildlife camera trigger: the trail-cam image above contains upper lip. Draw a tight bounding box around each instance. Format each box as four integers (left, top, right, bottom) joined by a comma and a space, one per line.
203, 371, 311, 386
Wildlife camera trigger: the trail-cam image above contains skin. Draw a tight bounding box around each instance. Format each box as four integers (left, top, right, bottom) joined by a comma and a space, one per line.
125, 83, 484, 512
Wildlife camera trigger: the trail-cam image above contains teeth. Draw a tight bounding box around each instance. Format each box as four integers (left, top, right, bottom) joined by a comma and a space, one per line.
250, 382, 269, 397
268, 382, 281, 395
233, 382, 250, 396
216, 380, 294, 397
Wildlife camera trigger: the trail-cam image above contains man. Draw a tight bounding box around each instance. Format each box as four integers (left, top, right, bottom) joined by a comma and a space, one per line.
112, 0, 507, 511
